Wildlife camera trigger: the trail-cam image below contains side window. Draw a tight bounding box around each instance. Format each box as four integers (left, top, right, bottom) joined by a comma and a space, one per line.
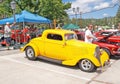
77, 34, 84, 40
47, 34, 63, 41
47, 34, 53, 39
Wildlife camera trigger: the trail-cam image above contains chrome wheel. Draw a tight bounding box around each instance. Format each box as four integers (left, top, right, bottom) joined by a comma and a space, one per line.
81, 59, 92, 70
25, 46, 36, 60
79, 59, 96, 72
27, 48, 34, 58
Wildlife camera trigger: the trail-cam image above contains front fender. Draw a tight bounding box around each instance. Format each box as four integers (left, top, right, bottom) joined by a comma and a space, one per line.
62, 55, 100, 66
20, 43, 40, 57
79, 56, 101, 67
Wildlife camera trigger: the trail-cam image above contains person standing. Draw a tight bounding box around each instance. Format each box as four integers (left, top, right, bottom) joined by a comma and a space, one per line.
85, 24, 95, 43
4, 22, 15, 50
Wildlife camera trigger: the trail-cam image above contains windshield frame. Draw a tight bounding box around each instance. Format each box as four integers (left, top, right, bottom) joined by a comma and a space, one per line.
64, 33, 78, 41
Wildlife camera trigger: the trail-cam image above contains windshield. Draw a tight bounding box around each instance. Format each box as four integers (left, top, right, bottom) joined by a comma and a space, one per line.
65, 33, 78, 40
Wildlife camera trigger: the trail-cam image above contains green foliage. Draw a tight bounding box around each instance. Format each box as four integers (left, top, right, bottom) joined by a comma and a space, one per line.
0, 0, 71, 25
38, 0, 71, 21
0, 0, 12, 18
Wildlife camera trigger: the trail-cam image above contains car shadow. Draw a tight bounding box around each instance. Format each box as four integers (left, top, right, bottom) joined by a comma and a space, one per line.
36, 58, 79, 70
25, 57, 104, 73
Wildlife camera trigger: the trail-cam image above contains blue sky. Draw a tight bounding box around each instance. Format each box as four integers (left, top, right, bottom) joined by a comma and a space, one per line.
62, 0, 119, 19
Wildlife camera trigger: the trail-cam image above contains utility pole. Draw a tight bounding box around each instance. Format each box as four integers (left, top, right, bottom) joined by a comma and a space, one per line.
72, 7, 82, 28
0, 0, 2, 2
80, 12, 82, 28
73, 7, 78, 25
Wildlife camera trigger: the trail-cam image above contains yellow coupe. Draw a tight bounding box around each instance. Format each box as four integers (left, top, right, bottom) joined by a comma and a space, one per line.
21, 29, 110, 72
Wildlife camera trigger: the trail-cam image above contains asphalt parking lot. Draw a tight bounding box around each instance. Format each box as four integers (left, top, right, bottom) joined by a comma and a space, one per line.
0, 48, 120, 84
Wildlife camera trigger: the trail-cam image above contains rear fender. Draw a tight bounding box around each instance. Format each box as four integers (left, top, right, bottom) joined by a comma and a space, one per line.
21, 43, 40, 57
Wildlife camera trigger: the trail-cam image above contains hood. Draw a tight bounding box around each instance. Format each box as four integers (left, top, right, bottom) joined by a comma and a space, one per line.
97, 32, 114, 42
66, 40, 97, 54
73, 39, 96, 46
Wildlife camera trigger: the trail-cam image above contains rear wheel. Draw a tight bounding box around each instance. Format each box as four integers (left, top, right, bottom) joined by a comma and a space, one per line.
78, 59, 97, 72
25, 46, 37, 60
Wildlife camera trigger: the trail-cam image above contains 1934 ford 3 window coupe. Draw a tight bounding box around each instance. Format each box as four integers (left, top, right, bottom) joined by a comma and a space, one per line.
21, 29, 110, 72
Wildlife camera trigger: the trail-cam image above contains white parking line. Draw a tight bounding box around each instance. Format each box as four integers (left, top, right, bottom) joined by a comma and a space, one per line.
0, 57, 91, 81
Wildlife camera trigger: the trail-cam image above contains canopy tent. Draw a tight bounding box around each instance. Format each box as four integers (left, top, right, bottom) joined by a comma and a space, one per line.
0, 10, 51, 24
62, 23, 80, 30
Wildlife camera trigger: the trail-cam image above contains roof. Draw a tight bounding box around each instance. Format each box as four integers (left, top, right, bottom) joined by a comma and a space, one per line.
43, 29, 75, 35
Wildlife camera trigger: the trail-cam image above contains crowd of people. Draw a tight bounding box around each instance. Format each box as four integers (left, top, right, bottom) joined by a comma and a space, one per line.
1, 21, 120, 50
4, 22, 16, 50
0, 22, 44, 50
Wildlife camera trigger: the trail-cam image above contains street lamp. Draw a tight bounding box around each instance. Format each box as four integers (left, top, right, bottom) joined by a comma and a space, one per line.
10, 0, 16, 22
10, 0, 20, 49
72, 7, 82, 27
0, 0, 3, 3
80, 11, 82, 28
72, 7, 79, 25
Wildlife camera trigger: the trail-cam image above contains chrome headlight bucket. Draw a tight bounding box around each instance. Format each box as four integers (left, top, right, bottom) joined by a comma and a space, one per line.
94, 46, 101, 61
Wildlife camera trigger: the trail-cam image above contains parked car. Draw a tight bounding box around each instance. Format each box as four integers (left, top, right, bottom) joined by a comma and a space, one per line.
76, 31, 120, 57
95, 30, 115, 36
21, 29, 110, 72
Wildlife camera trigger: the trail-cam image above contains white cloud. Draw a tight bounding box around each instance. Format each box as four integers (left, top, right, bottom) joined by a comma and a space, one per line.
94, 2, 110, 10
66, 0, 117, 15
103, 13, 109, 17
66, 0, 98, 15
112, 0, 118, 4
71, 0, 101, 12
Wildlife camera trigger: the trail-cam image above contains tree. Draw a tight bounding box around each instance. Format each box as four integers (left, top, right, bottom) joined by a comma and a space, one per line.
15, 0, 40, 13
0, 0, 71, 23
0, 0, 12, 18
37, 0, 71, 21
16, 0, 71, 21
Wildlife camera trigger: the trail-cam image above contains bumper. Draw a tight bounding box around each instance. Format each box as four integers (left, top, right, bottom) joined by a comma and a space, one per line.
103, 60, 110, 68
98, 60, 110, 72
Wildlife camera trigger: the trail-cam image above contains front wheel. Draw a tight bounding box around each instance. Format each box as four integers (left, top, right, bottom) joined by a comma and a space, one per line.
25, 46, 37, 60
78, 59, 97, 72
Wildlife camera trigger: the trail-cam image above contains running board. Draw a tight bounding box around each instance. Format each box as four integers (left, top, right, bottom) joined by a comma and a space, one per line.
37, 56, 62, 64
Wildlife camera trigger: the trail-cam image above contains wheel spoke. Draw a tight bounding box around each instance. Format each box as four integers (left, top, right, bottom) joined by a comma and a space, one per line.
27, 48, 33, 58
81, 59, 92, 70
25, 47, 36, 60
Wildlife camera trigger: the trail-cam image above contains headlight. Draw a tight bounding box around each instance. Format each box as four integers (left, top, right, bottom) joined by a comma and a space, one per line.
116, 43, 120, 46
94, 46, 101, 58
